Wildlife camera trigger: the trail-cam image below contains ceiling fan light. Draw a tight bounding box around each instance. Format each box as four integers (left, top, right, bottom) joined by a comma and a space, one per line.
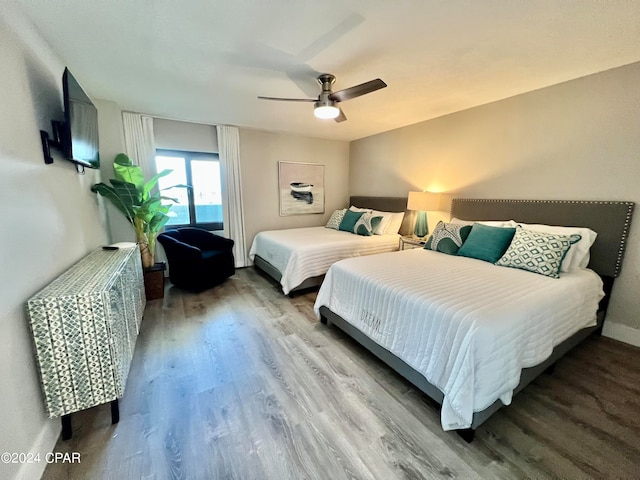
314, 102, 340, 119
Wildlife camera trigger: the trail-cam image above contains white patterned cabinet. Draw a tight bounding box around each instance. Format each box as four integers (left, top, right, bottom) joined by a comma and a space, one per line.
26, 245, 145, 439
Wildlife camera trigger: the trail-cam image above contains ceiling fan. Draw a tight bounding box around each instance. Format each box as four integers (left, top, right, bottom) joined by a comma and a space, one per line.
258, 73, 387, 122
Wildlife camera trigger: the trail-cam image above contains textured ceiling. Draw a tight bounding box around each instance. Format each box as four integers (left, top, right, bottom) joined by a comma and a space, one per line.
9, 0, 640, 141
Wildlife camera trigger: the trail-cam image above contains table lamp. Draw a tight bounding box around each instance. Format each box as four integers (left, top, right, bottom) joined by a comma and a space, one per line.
407, 191, 440, 238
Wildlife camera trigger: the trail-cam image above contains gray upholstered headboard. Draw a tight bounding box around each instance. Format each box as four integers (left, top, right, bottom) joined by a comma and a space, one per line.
349, 196, 411, 235
450, 199, 634, 278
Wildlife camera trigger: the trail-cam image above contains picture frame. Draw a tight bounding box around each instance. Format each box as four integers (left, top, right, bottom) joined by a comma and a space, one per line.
278, 161, 325, 216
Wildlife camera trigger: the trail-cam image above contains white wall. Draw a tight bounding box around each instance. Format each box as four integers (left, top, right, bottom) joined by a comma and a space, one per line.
94, 99, 132, 244
240, 128, 351, 255
0, 10, 110, 480
350, 62, 640, 345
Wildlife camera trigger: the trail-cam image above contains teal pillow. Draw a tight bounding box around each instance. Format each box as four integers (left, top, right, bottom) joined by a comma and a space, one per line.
339, 210, 364, 232
424, 221, 472, 254
457, 223, 516, 263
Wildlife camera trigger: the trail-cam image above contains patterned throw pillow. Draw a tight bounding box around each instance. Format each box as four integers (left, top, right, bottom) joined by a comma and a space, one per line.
353, 212, 383, 236
424, 221, 473, 254
325, 209, 346, 230
495, 227, 581, 278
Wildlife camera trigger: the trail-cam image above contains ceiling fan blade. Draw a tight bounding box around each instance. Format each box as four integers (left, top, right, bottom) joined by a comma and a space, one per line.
334, 108, 347, 123
329, 78, 387, 102
286, 66, 321, 98
257, 96, 316, 102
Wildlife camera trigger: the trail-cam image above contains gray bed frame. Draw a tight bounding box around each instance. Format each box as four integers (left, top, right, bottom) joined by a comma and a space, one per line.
319, 198, 634, 442
253, 196, 412, 295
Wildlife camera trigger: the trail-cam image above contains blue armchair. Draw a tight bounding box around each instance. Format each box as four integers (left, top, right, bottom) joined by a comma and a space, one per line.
157, 227, 235, 292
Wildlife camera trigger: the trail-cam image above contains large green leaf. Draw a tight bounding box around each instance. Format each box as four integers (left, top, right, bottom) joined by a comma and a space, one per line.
145, 197, 164, 213
113, 154, 145, 193
91, 183, 135, 223
135, 196, 163, 224
110, 179, 142, 207
143, 169, 172, 197
114, 153, 133, 167
158, 182, 190, 204
148, 211, 171, 233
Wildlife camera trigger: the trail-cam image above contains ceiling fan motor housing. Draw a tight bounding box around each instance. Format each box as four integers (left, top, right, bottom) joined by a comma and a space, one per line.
318, 73, 336, 92
314, 74, 339, 117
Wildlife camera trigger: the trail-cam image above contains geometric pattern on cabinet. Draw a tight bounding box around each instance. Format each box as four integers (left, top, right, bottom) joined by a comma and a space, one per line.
26, 245, 145, 418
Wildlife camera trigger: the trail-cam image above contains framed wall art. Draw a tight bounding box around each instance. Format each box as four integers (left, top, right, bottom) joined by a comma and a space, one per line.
278, 161, 325, 216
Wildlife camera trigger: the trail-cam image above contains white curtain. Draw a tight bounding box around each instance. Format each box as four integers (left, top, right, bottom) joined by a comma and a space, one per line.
122, 112, 156, 181
122, 112, 167, 264
216, 125, 248, 267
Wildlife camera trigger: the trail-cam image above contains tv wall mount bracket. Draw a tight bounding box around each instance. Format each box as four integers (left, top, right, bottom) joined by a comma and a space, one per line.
40, 121, 85, 174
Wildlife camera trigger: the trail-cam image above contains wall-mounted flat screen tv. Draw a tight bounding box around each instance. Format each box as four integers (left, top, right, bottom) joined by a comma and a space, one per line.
62, 67, 100, 168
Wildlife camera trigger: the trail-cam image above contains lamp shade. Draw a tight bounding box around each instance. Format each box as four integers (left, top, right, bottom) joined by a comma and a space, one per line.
407, 191, 440, 211
314, 99, 340, 119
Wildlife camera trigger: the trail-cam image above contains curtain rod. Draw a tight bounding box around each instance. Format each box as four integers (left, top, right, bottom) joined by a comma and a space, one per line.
121, 110, 240, 129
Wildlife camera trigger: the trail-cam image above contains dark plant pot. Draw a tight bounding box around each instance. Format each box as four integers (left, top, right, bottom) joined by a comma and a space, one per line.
144, 262, 166, 300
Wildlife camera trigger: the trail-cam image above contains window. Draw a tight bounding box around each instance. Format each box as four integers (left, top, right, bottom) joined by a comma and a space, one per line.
155, 149, 223, 231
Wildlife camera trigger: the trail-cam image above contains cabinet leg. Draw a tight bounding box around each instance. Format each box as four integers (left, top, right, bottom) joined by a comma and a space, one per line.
61, 414, 72, 441
110, 399, 120, 424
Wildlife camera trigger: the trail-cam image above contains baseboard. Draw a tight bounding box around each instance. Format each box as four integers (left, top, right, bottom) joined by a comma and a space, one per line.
602, 321, 640, 348
15, 419, 59, 480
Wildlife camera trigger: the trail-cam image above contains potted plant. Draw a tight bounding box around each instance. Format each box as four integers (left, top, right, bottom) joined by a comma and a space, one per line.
91, 153, 184, 299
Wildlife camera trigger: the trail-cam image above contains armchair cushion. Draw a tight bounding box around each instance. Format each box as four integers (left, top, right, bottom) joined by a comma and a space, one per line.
157, 227, 235, 292
158, 235, 202, 260
176, 227, 235, 251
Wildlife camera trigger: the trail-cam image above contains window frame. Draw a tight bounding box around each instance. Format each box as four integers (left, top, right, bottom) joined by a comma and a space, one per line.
155, 148, 223, 231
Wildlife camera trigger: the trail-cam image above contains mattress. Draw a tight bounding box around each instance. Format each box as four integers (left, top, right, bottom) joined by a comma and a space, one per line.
249, 226, 400, 294
313, 248, 604, 430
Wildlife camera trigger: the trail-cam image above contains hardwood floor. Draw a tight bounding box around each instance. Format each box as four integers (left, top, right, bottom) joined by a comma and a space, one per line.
42, 268, 640, 479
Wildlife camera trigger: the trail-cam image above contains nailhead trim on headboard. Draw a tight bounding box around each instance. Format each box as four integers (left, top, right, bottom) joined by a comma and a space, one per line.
617, 202, 634, 276
450, 199, 635, 277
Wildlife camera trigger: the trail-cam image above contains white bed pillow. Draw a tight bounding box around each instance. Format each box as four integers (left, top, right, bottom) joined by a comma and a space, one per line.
450, 217, 517, 228
516, 223, 597, 272
349, 206, 372, 213
383, 212, 405, 235
369, 210, 396, 235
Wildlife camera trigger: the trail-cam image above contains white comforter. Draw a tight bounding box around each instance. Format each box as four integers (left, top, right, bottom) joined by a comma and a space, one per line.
249, 227, 399, 294
314, 248, 604, 430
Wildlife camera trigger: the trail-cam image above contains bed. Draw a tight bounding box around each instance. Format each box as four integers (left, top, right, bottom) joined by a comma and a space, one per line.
250, 196, 411, 294
314, 198, 634, 441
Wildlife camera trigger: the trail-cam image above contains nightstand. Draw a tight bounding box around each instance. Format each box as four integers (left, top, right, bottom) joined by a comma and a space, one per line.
399, 235, 427, 250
